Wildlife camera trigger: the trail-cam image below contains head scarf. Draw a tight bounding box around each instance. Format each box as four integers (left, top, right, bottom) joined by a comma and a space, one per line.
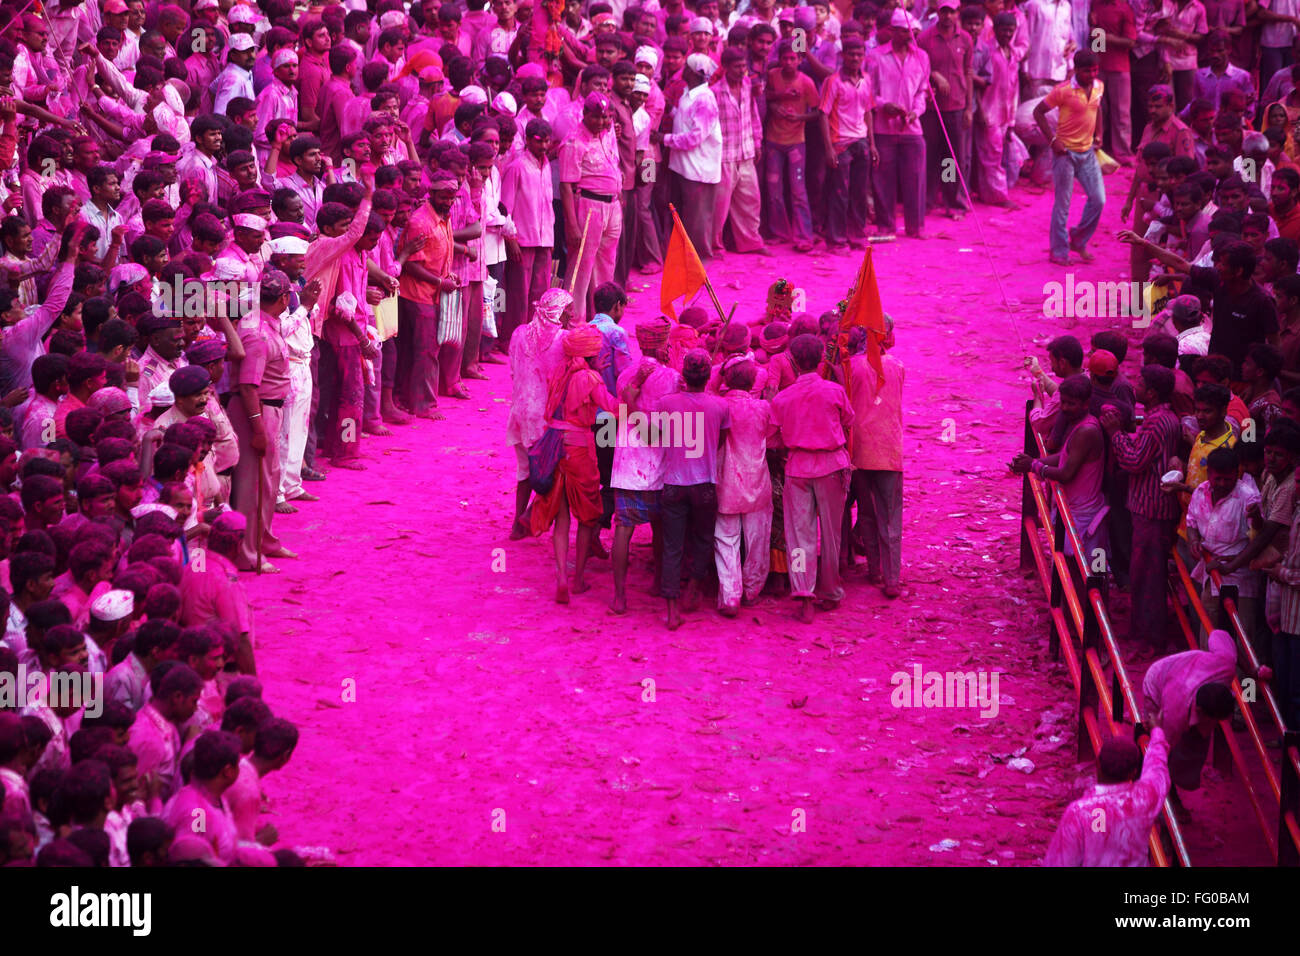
760, 321, 790, 354
545, 325, 603, 415
635, 316, 672, 351
522, 288, 571, 358
564, 326, 602, 358
534, 288, 572, 326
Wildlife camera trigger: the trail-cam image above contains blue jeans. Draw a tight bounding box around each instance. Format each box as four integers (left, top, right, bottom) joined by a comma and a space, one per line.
1051, 148, 1105, 259
764, 141, 813, 243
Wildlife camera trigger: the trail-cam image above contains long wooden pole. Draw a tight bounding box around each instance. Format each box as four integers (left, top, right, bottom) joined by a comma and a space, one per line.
567, 208, 595, 296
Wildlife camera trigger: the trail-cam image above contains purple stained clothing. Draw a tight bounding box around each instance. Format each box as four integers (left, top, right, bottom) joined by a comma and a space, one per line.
651, 389, 731, 487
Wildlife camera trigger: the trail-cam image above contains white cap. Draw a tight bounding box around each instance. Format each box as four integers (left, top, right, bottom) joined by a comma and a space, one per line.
689, 15, 713, 33
272, 48, 298, 69
90, 589, 134, 623
379, 10, 406, 28
268, 235, 310, 256
228, 4, 258, 24
635, 46, 659, 69
491, 91, 518, 115
686, 53, 717, 78
109, 262, 149, 292
132, 502, 178, 520
889, 9, 919, 29
458, 85, 488, 105
633, 75, 652, 94
228, 33, 256, 52
232, 213, 268, 232
147, 383, 174, 407
194, 0, 218, 9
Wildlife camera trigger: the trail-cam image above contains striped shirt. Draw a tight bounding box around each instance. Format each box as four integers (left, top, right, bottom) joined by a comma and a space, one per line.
717, 74, 761, 164
1110, 403, 1182, 520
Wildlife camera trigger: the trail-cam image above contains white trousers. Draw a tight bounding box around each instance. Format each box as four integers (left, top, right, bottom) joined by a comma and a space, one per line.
278, 360, 313, 503
714, 507, 773, 608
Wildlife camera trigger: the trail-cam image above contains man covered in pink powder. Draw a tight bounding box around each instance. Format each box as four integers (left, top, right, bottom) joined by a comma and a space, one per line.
770, 333, 854, 624
560, 92, 622, 323
1044, 728, 1170, 866
714, 357, 772, 616
972, 12, 1022, 208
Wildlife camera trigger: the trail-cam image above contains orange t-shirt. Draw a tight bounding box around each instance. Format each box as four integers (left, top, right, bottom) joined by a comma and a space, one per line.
1043, 79, 1104, 153
765, 68, 820, 146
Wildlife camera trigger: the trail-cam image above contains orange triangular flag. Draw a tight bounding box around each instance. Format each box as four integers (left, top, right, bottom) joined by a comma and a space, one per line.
838, 246, 887, 382
660, 205, 708, 322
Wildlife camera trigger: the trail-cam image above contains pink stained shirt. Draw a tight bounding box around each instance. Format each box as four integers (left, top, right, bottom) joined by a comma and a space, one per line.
254, 78, 300, 151
324, 245, 374, 348
451, 185, 486, 285
820, 70, 876, 149
303, 196, 373, 334
226, 756, 265, 841
612, 360, 681, 492
1142, 629, 1238, 746
501, 150, 555, 247
770, 371, 855, 478
558, 120, 624, 194
866, 43, 932, 136
1043, 727, 1171, 866
128, 702, 181, 802
974, 38, 1022, 129
318, 76, 355, 160
181, 549, 253, 640
848, 352, 905, 472
162, 783, 238, 866
717, 390, 774, 514
297, 49, 331, 122
274, 170, 325, 231
507, 321, 567, 449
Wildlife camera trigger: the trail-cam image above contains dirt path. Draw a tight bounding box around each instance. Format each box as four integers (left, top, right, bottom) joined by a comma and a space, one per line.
242, 174, 1264, 865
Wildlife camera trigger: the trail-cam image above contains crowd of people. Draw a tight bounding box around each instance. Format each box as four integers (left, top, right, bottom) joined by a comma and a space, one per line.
1011, 5, 1300, 857
2, 0, 1297, 869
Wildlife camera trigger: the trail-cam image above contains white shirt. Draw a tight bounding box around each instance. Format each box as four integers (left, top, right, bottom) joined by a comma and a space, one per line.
1024, 0, 1074, 82
666, 82, 723, 185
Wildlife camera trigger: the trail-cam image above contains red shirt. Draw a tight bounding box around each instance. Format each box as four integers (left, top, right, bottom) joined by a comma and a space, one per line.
1089, 0, 1137, 73
917, 24, 974, 111
1274, 200, 1300, 241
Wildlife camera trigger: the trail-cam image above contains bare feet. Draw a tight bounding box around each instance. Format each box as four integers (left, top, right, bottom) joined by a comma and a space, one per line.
509, 519, 528, 540
796, 597, 815, 624
331, 458, 367, 471
666, 599, 682, 630
883, 583, 901, 599
363, 420, 392, 436
556, 583, 570, 604
463, 368, 489, 380
572, 578, 591, 595
609, 592, 627, 615
415, 408, 446, 421
719, 603, 738, 618
589, 536, 609, 560
682, 580, 701, 612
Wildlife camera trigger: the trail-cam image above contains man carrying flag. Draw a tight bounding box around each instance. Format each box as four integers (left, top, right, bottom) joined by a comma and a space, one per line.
847, 318, 905, 597
839, 246, 903, 597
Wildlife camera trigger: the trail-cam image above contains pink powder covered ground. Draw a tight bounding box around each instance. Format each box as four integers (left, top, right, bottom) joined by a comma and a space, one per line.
242, 176, 1271, 866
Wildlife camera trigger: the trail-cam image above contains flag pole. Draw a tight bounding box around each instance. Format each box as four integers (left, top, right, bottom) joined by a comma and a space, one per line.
668, 203, 728, 326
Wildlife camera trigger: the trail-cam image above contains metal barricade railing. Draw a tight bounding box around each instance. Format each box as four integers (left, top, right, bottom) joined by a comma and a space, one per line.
1170, 550, 1300, 866
1018, 402, 1189, 866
